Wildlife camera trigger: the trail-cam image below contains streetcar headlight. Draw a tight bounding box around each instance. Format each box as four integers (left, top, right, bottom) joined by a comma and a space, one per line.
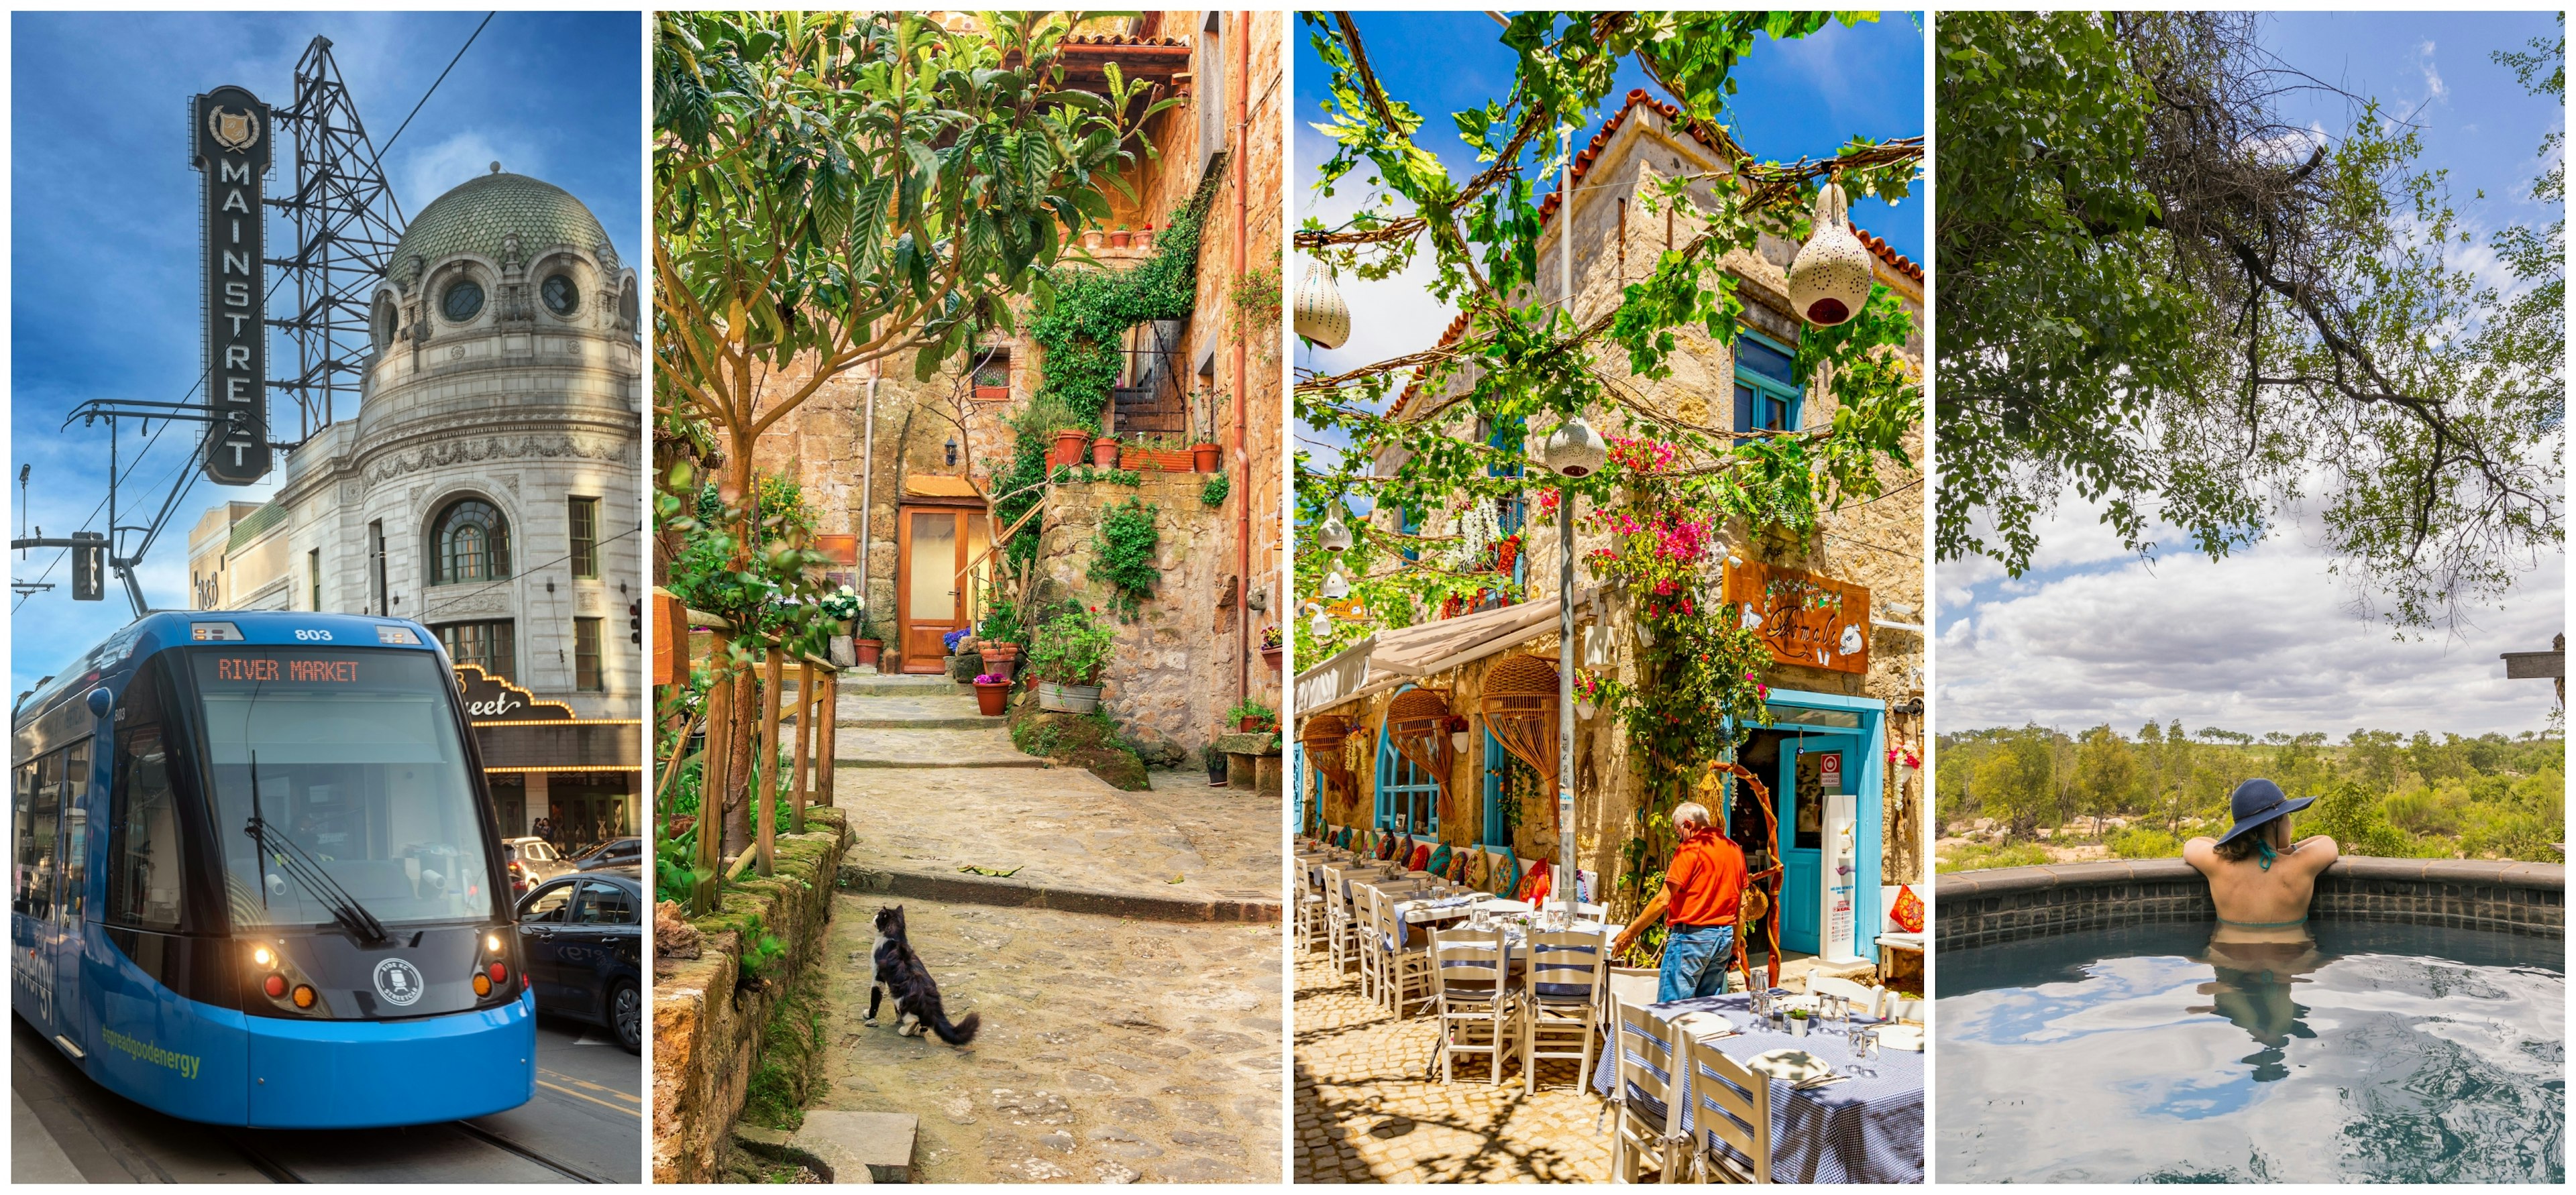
253, 946, 273, 967
484, 933, 503, 954
290, 984, 316, 1009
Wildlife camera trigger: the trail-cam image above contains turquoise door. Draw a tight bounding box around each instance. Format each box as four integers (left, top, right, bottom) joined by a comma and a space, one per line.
1742, 692, 1884, 960
1776, 742, 1818, 953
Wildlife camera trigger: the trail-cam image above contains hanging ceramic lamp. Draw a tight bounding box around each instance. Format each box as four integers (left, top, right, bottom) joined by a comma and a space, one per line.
1321, 567, 1351, 600
1537, 415, 1609, 478
1786, 180, 1872, 327
1294, 258, 1352, 349
1317, 510, 1353, 553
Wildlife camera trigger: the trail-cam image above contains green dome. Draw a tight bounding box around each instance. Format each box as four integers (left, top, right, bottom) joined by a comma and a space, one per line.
389, 169, 614, 282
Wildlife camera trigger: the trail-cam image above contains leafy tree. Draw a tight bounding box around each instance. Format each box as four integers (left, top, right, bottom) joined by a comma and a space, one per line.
1974, 728, 2059, 838
2071, 724, 2139, 835
1935, 11, 2561, 630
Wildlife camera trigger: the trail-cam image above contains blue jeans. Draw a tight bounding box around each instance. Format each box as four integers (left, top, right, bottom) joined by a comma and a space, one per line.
1658, 923, 1735, 1003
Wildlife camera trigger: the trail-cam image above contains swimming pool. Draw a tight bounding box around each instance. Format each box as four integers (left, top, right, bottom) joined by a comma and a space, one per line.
1937, 919, 2564, 1182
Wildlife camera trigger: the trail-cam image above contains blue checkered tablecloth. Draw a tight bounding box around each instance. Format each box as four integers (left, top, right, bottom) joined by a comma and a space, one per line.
1590, 992, 1924, 1184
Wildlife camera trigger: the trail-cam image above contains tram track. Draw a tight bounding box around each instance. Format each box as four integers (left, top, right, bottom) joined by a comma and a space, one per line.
216, 1119, 610, 1184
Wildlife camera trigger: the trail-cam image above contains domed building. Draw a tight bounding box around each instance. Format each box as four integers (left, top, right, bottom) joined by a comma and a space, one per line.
185, 164, 643, 847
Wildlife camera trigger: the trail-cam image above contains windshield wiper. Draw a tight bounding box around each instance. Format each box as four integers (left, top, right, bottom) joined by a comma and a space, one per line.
244, 752, 387, 945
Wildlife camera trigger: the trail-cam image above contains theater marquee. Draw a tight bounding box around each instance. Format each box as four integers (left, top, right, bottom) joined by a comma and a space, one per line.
191, 84, 271, 485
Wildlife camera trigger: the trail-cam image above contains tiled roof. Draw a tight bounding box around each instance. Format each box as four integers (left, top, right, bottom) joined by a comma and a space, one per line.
389, 170, 614, 281
1387, 89, 1922, 418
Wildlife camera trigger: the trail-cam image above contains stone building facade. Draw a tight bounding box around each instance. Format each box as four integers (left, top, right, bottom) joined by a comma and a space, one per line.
1296, 92, 1928, 960
742, 11, 1286, 760
184, 167, 645, 847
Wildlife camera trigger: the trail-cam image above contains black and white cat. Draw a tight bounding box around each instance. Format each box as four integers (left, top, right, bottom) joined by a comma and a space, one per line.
866, 905, 980, 1045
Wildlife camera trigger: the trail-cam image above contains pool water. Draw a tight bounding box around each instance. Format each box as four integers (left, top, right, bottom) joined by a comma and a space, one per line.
1937, 921, 2564, 1183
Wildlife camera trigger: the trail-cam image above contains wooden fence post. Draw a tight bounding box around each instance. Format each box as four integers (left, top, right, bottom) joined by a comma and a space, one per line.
791, 658, 815, 836
695, 630, 733, 916
817, 669, 839, 807
757, 645, 785, 877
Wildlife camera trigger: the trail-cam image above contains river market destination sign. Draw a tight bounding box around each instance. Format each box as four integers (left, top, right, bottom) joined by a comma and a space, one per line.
1721, 560, 1872, 675
191, 85, 272, 485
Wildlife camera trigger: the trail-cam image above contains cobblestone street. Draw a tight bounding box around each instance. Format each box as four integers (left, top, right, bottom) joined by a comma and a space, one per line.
814, 672, 1284, 1182
1292, 944, 1614, 1182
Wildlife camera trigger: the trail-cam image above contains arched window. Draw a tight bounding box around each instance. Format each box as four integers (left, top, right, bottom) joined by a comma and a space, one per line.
432, 498, 511, 584
1374, 715, 1438, 836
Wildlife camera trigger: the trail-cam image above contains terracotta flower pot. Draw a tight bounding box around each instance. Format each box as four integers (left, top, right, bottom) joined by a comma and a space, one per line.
973, 680, 1010, 716
1191, 443, 1222, 472
853, 638, 883, 667
1109, 229, 1133, 248
1052, 428, 1089, 469
1091, 437, 1121, 467
1260, 644, 1283, 671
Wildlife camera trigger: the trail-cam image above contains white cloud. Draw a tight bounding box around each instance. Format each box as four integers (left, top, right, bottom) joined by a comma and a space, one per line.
1939, 495, 2561, 737
2417, 40, 2449, 104
395, 129, 545, 215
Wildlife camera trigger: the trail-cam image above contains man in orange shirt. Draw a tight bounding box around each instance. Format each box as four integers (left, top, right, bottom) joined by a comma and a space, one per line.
1610, 801, 1749, 1003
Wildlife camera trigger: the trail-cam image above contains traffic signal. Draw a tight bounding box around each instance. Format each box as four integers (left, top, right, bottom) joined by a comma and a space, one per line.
629, 600, 643, 646
70, 532, 107, 602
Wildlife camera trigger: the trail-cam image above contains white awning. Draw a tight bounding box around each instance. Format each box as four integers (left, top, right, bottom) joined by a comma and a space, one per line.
1294, 587, 1598, 717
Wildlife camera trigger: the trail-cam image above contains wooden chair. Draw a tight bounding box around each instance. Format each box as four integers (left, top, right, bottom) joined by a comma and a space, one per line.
1521, 928, 1608, 1094
1294, 864, 1328, 952
1365, 885, 1436, 1017
1322, 866, 1361, 977
1599, 964, 1660, 1083
1684, 1032, 1772, 1184
1608, 996, 1684, 1183
1810, 974, 1883, 1020
1430, 926, 1521, 1084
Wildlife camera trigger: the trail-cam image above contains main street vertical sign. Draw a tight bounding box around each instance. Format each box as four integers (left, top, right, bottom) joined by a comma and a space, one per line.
191, 85, 271, 484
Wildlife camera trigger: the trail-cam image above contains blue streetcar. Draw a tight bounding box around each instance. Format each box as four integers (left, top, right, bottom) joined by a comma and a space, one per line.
11, 610, 535, 1127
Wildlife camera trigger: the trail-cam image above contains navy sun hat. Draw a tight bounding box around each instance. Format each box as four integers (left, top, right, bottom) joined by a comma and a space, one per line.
2214, 778, 2314, 846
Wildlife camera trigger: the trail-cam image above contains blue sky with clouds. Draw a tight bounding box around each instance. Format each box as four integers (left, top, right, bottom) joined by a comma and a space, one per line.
9, 11, 641, 695
1939, 11, 2565, 738
1292, 12, 1927, 495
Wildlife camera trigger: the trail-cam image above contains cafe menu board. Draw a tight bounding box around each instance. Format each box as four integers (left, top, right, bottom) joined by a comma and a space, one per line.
1721, 559, 1871, 675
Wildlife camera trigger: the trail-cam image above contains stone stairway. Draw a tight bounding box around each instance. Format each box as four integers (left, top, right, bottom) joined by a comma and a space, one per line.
816, 671, 1043, 770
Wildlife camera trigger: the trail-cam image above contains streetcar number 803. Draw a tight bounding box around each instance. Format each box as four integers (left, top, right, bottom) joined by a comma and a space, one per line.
293, 628, 334, 642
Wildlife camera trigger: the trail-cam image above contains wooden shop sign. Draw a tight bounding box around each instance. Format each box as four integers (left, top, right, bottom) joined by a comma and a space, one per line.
1721, 561, 1870, 675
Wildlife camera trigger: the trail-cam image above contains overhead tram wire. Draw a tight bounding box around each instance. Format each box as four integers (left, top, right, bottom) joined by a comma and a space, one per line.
20, 13, 496, 614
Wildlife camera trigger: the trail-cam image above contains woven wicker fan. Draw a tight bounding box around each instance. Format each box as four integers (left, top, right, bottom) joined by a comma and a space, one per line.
1299, 714, 1353, 801
1479, 653, 1560, 781
1385, 688, 1457, 827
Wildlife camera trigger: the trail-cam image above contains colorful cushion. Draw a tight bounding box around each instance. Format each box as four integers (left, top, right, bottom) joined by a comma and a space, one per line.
1463, 850, 1488, 890
1426, 845, 1452, 878
1407, 842, 1432, 872
1890, 884, 1926, 934
1491, 846, 1521, 897
1519, 861, 1552, 905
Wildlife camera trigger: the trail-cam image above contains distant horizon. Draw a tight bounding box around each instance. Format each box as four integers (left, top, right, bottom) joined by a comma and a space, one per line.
1939, 724, 2564, 745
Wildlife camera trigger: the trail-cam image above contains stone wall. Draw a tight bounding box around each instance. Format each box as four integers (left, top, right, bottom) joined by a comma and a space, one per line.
1036, 471, 1237, 759
651, 807, 853, 1184
1934, 858, 2567, 952
1323, 98, 1929, 899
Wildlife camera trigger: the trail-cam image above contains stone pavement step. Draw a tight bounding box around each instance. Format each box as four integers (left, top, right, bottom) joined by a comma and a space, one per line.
794, 1111, 918, 1183
819, 893, 1281, 1183
832, 766, 1280, 913
822, 694, 989, 731
836, 673, 967, 699
833, 726, 1044, 769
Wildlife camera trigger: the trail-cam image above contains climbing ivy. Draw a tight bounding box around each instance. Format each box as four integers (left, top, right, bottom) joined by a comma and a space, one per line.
1028, 196, 1210, 425
1087, 497, 1162, 622
1200, 472, 1229, 507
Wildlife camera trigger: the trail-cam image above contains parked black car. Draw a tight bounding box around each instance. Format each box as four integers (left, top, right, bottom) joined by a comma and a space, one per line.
515, 867, 644, 1052
572, 836, 643, 871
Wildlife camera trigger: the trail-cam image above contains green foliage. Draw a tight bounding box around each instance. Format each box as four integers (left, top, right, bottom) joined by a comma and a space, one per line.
979, 590, 1025, 649
657, 469, 837, 660
1935, 11, 2561, 630
1226, 699, 1275, 725
1941, 723, 2565, 861
1027, 602, 1114, 686
1936, 841, 2052, 873
735, 909, 790, 980
1200, 472, 1229, 507
1051, 463, 1143, 486
1028, 197, 1209, 424
1087, 498, 1161, 622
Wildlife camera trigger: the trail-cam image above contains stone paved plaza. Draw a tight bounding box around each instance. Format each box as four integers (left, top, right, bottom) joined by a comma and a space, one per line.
818, 895, 1282, 1182
1292, 944, 1617, 1182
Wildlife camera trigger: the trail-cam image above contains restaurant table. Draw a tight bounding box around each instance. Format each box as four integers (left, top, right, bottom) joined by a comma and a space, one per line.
1591, 992, 1925, 1184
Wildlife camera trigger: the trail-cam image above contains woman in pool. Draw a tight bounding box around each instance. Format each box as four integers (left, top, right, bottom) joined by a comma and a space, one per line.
2182, 779, 2339, 1068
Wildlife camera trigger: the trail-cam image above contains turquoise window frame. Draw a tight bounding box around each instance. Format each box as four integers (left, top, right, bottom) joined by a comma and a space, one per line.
1373, 689, 1440, 836
1733, 327, 1802, 435
1478, 727, 1534, 848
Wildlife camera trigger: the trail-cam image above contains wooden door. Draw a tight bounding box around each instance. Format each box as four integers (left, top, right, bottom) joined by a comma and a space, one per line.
896, 506, 967, 673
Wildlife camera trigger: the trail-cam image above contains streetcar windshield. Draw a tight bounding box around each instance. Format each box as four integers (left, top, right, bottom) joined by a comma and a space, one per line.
188, 646, 494, 928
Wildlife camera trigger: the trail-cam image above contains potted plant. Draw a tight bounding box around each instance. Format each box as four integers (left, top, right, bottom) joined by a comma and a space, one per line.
1444, 714, 1470, 752
1109, 223, 1132, 249
1191, 439, 1222, 472
1090, 435, 1121, 468
1788, 1007, 1811, 1037
1573, 671, 1603, 720
1052, 427, 1090, 468
1030, 604, 1114, 713
979, 638, 1020, 683
1228, 699, 1275, 734
971, 673, 1012, 716
853, 614, 885, 669
1203, 743, 1229, 787
1260, 624, 1283, 671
